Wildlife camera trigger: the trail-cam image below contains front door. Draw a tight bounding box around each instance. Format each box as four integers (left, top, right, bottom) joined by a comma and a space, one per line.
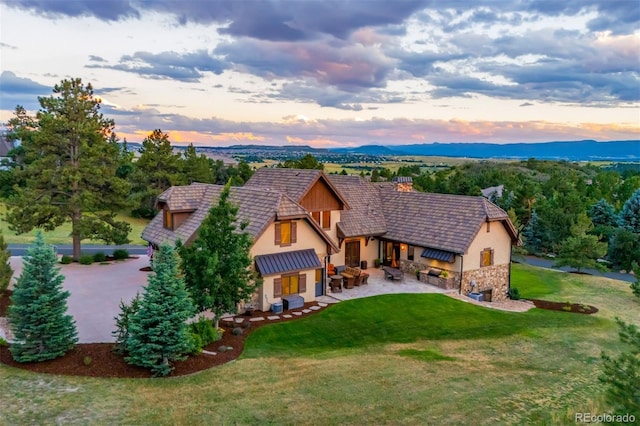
345, 241, 361, 267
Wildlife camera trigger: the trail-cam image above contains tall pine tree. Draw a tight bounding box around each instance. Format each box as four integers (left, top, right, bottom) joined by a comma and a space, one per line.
5, 79, 132, 260
618, 188, 640, 233
8, 232, 77, 362
178, 182, 261, 327
125, 244, 195, 377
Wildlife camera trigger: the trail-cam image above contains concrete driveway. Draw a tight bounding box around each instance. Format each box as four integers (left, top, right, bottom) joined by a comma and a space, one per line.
9, 256, 150, 343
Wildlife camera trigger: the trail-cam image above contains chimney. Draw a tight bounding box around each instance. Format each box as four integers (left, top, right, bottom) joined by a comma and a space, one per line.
392, 176, 413, 192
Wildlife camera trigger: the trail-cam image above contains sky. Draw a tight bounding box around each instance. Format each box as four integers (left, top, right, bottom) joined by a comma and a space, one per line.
0, 0, 639, 148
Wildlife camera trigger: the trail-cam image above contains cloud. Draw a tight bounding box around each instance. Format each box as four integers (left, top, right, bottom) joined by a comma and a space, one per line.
6, 0, 140, 21
88, 55, 108, 62
87, 50, 227, 82
0, 71, 50, 110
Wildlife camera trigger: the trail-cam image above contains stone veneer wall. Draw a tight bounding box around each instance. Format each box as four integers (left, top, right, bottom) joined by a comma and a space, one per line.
461, 264, 510, 302
400, 260, 460, 289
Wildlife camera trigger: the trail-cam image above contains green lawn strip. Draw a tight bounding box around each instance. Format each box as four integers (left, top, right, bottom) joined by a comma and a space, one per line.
0, 203, 149, 245
511, 262, 565, 298
243, 294, 604, 358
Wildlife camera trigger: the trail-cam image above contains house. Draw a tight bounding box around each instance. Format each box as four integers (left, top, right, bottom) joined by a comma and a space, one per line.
142, 169, 519, 310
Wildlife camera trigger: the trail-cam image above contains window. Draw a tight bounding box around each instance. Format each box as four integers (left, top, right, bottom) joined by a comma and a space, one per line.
311, 211, 320, 225
275, 221, 296, 246
274, 273, 307, 297
321, 210, 331, 229
408, 245, 415, 261
163, 209, 173, 230
481, 248, 494, 267
315, 269, 322, 283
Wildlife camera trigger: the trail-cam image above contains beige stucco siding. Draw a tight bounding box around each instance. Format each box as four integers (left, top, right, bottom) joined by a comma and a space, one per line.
330, 236, 378, 268
250, 219, 329, 258
463, 221, 512, 272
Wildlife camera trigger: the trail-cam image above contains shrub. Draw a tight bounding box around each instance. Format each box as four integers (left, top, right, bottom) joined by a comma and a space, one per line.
232, 327, 243, 336
508, 288, 520, 300
83, 356, 92, 366
190, 334, 203, 355
78, 254, 94, 265
189, 317, 221, 349
112, 249, 129, 260
241, 320, 251, 329
60, 255, 73, 264
0, 337, 7, 347
93, 252, 106, 262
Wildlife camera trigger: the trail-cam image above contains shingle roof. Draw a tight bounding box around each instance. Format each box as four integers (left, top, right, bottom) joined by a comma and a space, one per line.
328, 175, 387, 237
142, 183, 339, 253
379, 190, 511, 254
254, 249, 322, 275
245, 168, 349, 208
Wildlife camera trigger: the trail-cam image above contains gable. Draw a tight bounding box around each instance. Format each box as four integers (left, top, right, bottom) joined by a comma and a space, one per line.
300, 178, 344, 211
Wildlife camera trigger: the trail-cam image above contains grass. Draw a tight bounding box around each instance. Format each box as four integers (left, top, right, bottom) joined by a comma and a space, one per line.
0, 264, 638, 425
0, 203, 149, 245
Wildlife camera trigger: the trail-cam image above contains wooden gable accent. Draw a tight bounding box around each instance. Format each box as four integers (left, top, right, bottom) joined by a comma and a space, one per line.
300, 177, 343, 212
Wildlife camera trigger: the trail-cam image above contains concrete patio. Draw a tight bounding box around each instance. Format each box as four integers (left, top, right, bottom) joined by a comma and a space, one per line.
321, 266, 451, 302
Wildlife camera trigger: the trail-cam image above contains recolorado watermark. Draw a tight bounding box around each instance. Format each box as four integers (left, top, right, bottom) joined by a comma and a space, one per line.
575, 412, 636, 423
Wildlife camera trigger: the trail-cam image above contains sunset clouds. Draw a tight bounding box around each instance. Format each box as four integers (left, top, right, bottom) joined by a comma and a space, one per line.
0, 1, 638, 146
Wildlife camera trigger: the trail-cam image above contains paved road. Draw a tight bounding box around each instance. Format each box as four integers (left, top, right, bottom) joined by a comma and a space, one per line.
517, 255, 636, 283
7, 244, 148, 257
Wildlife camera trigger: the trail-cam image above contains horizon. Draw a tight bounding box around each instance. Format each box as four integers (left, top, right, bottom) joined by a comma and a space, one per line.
1, 1, 638, 148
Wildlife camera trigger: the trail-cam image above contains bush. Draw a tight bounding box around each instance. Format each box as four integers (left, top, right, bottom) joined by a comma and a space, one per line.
112, 249, 129, 260
131, 207, 157, 219
232, 327, 243, 336
93, 252, 106, 262
190, 333, 203, 355
60, 255, 73, 264
189, 317, 221, 350
78, 254, 94, 265
0, 337, 7, 347
508, 288, 520, 300
83, 356, 92, 366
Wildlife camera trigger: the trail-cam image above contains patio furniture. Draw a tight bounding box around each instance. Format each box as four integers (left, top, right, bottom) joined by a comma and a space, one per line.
329, 275, 343, 293
341, 266, 362, 288
382, 266, 404, 281
360, 272, 369, 285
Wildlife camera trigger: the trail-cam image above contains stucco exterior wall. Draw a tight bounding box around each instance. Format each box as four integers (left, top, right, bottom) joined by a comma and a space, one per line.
250, 219, 329, 259
329, 236, 378, 269
464, 221, 512, 271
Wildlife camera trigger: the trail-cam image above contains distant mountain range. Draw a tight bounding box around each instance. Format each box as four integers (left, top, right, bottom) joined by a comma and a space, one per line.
330, 140, 640, 161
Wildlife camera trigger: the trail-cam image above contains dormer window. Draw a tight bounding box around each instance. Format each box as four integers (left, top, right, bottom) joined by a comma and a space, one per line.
163, 209, 173, 230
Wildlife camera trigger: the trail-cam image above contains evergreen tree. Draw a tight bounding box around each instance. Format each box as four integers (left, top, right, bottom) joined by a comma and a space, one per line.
125, 244, 195, 377
588, 198, 618, 241
8, 232, 77, 362
178, 182, 261, 327
600, 318, 640, 415
554, 213, 607, 272
182, 144, 214, 184
5, 79, 132, 260
112, 293, 141, 356
618, 188, 640, 233
608, 228, 640, 272
522, 210, 543, 253
131, 129, 185, 218
0, 233, 13, 294
631, 262, 640, 299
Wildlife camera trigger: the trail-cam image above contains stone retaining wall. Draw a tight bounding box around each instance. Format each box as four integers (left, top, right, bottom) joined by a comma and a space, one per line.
461, 264, 510, 302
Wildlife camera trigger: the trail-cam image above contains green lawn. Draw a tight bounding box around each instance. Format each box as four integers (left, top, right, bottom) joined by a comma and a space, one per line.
0, 263, 637, 425
0, 204, 149, 245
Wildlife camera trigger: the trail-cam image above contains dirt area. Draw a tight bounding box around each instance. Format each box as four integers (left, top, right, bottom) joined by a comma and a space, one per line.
0, 296, 326, 378
528, 299, 598, 314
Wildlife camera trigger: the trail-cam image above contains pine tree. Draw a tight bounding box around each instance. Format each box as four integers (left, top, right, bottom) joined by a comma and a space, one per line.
0, 233, 13, 294
182, 143, 214, 184
125, 244, 195, 377
608, 228, 640, 272
8, 232, 77, 362
619, 188, 640, 233
600, 318, 640, 415
522, 210, 543, 253
178, 182, 261, 327
112, 293, 141, 356
5, 79, 132, 260
554, 213, 607, 273
588, 198, 618, 241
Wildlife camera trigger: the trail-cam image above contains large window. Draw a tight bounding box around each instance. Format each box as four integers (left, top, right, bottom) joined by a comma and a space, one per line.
282, 274, 299, 295
275, 221, 296, 246
481, 248, 494, 267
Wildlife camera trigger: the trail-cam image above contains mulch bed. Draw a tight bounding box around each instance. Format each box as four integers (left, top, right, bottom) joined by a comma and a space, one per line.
528, 299, 598, 314
0, 296, 326, 379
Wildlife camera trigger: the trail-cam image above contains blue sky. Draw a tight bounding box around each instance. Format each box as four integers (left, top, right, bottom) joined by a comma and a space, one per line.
0, 0, 638, 147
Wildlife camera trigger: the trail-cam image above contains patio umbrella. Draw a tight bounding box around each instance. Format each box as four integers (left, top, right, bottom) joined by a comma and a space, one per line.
391, 249, 398, 268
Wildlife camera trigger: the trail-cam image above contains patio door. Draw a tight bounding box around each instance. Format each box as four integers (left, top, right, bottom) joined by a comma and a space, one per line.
345, 241, 360, 267
383, 241, 400, 267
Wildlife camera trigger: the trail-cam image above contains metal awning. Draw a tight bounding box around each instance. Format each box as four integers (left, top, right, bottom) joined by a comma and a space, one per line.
421, 247, 456, 263
255, 249, 322, 275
